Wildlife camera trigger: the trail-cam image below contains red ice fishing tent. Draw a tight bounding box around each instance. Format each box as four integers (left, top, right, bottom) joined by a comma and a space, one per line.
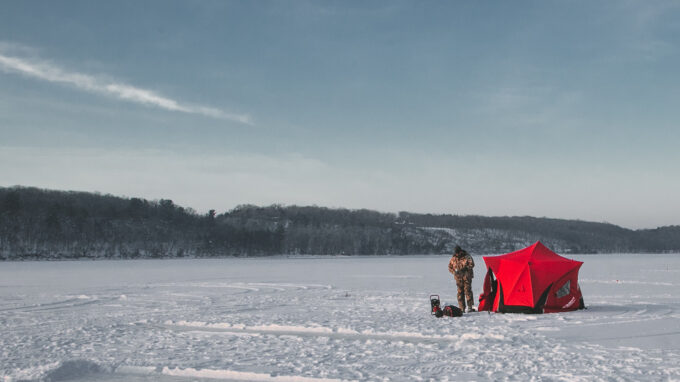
477, 241, 584, 313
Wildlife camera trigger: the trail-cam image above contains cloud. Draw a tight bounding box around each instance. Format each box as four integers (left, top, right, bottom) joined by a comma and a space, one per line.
0, 51, 253, 125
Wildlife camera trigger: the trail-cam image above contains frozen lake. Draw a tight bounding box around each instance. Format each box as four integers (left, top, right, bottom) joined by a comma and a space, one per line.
1, 254, 679, 381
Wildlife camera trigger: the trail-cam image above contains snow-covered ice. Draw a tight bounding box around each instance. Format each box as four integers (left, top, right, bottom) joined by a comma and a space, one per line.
1, 254, 679, 381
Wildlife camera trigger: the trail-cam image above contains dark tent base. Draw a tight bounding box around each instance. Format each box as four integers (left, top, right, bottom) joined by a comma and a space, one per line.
496, 284, 551, 314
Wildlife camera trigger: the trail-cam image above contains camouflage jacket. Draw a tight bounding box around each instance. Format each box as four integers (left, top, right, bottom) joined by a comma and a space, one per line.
448, 251, 475, 278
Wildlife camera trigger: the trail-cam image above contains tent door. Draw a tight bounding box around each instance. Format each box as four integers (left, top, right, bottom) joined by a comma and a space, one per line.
498, 284, 553, 314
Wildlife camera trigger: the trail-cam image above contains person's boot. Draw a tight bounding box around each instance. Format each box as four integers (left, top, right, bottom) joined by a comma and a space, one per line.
467, 299, 475, 312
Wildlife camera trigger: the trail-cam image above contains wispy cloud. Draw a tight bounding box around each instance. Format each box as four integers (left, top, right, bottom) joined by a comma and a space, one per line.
0, 51, 253, 125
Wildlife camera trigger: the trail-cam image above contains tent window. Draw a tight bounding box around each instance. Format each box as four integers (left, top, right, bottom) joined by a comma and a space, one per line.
556, 280, 570, 299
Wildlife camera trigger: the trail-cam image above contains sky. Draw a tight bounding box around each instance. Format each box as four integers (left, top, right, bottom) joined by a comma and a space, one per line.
1, 1, 679, 229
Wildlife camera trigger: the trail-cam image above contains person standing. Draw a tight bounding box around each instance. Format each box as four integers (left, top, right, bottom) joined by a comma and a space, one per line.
448, 245, 475, 312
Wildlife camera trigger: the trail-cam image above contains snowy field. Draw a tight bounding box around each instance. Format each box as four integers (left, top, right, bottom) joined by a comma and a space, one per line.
1, 254, 679, 382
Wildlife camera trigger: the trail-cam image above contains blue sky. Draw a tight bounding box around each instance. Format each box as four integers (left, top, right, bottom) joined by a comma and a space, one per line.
1, 1, 679, 229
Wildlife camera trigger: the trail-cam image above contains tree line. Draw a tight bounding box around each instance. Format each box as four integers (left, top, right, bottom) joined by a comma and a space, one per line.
1, 186, 679, 260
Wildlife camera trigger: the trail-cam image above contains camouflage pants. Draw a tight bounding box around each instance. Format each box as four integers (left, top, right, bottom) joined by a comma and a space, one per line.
455, 273, 474, 310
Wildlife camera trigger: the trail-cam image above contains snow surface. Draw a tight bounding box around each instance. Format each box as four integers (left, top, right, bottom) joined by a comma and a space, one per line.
1, 254, 679, 381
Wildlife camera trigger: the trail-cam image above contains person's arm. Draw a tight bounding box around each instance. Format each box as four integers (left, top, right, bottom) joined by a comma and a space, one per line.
465, 255, 474, 270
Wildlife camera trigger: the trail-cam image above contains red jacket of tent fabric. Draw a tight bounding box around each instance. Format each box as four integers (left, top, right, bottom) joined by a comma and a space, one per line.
477, 241, 584, 313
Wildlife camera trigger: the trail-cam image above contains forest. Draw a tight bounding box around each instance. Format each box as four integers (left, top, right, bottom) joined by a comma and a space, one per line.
1, 186, 679, 260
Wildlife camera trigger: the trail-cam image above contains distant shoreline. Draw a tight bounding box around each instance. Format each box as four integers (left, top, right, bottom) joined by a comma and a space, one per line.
2, 186, 680, 260
3, 252, 678, 263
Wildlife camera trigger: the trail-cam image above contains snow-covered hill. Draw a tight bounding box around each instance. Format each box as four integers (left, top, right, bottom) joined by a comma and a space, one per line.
3, 187, 680, 259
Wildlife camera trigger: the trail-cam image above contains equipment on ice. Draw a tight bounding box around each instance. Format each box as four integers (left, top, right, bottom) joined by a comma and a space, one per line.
430, 294, 441, 315
430, 294, 463, 317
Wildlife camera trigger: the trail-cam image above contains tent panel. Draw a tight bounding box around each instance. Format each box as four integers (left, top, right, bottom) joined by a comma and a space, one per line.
502, 264, 535, 307
543, 267, 584, 312
477, 268, 497, 311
